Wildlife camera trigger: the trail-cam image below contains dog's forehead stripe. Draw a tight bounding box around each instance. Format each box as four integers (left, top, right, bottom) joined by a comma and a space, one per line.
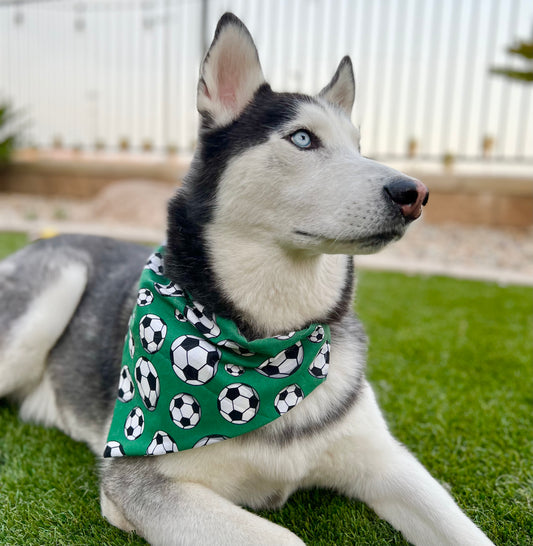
222, 87, 320, 142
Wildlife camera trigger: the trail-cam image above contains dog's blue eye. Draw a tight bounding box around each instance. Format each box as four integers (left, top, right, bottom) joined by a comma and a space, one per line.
290, 130, 312, 149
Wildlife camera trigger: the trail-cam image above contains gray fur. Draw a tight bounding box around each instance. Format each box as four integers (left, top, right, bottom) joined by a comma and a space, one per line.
0, 234, 149, 432
45, 235, 150, 432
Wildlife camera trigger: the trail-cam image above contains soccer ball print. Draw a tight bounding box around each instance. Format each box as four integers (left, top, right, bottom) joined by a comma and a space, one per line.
137, 288, 154, 307
256, 342, 303, 378
154, 281, 185, 298
274, 384, 304, 415
169, 393, 201, 429
185, 302, 221, 338
103, 441, 125, 457
217, 339, 254, 357
218, 383, 260, 424
139, 314, 167, 354
134, 357, 160, 411
308, 341, 330, 379
193, 435, 228, 448
170, 335, 220, 385
124, 407, 145, 440
117, 365, 135, 403
308, 325, 325, 343
144, 251, 164, 275
106, 245, 332, 458
146, 431, 179, 455
224, 362, 245, 376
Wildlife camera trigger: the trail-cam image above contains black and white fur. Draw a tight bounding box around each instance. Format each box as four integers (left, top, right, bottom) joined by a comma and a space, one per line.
0, 14, 493, 546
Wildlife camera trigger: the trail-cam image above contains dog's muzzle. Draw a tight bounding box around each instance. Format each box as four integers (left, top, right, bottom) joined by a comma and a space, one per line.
384, 177, 429, 222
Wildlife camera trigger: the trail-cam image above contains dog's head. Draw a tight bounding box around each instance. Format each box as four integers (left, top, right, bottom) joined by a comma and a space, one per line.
174, 13, 428, 258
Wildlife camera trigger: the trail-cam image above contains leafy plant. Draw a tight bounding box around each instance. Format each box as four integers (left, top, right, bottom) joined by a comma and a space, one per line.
0, 102, 20, 166
491, 34, 533, 83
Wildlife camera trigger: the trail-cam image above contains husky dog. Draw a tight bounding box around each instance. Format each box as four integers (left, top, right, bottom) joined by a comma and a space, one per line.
0, 13, 493, 546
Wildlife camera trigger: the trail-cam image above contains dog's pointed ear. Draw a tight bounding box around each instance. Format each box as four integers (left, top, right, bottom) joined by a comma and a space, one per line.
318, 56, 355, 116
197, 13, 266, 127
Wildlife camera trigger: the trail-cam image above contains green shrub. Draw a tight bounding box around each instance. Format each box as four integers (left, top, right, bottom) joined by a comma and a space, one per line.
0, 102, 20, 166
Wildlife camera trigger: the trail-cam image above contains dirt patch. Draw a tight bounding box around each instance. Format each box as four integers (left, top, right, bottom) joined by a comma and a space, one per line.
89, 180, 176, 229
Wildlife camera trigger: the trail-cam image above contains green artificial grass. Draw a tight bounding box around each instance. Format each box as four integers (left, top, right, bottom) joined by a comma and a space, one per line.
1, 233, 532, 545
0, 232, 28, 260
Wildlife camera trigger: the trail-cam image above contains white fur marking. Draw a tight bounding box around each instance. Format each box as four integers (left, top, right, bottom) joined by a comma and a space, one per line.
101, 489, 135, 533
0, 261, 87, 398
206, 223, 348, 335
19, 370, 62, 428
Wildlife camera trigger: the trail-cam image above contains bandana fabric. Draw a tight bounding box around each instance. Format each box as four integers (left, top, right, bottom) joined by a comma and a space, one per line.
104, 247, 331, 458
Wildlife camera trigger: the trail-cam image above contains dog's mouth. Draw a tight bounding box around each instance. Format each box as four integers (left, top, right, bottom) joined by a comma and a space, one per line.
293, 229, 403, 253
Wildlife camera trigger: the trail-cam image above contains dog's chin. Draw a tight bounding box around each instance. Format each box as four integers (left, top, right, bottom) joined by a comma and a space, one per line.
291, 229, 405, 255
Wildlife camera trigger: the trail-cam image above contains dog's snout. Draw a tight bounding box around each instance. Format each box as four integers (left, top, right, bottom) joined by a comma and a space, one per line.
384, 177, 429, 222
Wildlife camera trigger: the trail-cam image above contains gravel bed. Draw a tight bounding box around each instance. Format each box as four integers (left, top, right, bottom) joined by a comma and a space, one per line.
357, 220, 533, 285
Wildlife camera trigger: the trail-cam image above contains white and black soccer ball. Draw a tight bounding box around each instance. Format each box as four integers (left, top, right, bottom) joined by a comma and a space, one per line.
308, 341, 330, 379
256, 342, 303, 378
218, 383, 260, 424
274, 384, 304, 415
185, 302, 221, 339
170, 335, 220, 385
117, 365, 135, 403
144, 252, 164, 276
124, 407, 144, 440
308, 325, 325, 343
193, 434, 227, 448
169, 393, 201, 429
217, 339, 253, 357
139, 314, 167, 354
137, 288, 154, 307
175, 309, 187, 322
103, 440, 125, 457
154, 281, 184, 298
146, 430, 178, 455
224, 362, 245, 377
134, 357, 160, 411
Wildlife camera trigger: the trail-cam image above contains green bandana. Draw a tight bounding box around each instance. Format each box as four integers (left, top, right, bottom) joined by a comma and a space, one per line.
104, 247, 330, 458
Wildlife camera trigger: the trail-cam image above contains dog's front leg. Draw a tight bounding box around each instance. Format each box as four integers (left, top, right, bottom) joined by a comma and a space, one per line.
312, 381, 494, 546
100, 458, 305, 546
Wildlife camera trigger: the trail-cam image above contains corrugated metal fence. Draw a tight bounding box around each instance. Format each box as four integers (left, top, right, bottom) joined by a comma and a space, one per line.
1, 0, 532, 162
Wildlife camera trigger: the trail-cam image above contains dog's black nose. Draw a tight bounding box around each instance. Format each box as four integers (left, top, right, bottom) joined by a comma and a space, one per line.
384, 177, 429, 222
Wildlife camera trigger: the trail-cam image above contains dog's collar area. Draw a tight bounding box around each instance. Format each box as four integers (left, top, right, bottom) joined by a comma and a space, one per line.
104, 246, 331, 458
